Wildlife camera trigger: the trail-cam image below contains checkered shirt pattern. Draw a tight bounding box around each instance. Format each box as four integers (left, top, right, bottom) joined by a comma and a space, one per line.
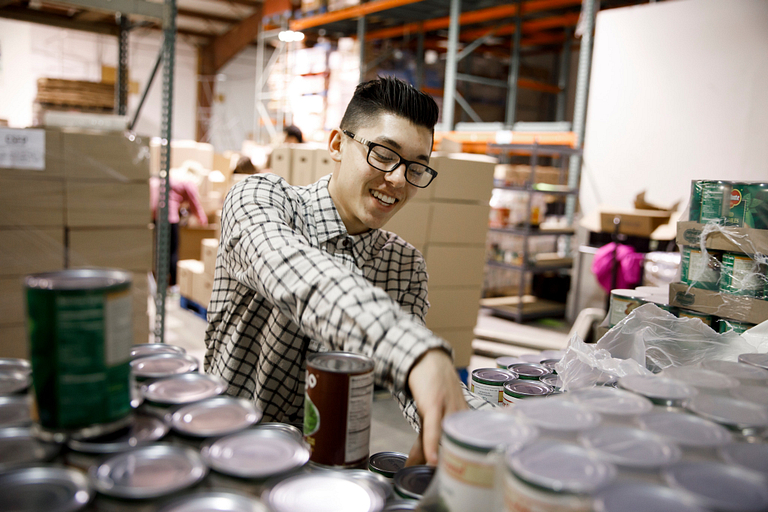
204, 173, 493, 431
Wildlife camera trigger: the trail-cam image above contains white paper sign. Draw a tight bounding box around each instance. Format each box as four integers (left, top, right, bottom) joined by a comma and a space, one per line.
0, 128, 46, 171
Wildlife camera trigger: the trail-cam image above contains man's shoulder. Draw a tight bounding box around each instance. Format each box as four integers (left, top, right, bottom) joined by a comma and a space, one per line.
377, 230, 425, 260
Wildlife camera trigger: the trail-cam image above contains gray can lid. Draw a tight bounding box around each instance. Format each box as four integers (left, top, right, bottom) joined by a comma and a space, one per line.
89, 444, 208, 499
579, 426, 681, 468
0, 465, 93, 512
508, 440, 616, 495
570, 387, 653, 416
0, 370, 32, 395
171, 396, 262, 437
382, 500, 419, 511
158, 491, 269, 512
731, 384, 768, 407
594, 482, 709, 512
442, 409, 539, 453
25, 268, 131, 290
618, 375, 698, 402
130, 353, 200, 380
130, 343, 186, 360
495, 356, 523, 369
702, 360, 768, 381
0, 358, 32, 375
503, 380, 553, 398
393, 465, 435, 499
539, 374, 562, 389
0, 427, 61, 471
664, 461, 768, 512
638, 410, 732, 448
0, 395, 32, 427
518, 354, 545, 364
662, 366, 740, 389
67, 414, 169, 454
368, 451, 408, 478
201, 427, 309, 478
142, 373, 227, 405
266, 471, 386, 512
507, 363, 552, 379
515, 397, 601, 432
719, 443, 768, 477
343, 469, 393, 500
687, 394, 768, 431
738, 353, 768, 371
306, 352, 374, 374
471, 367, 518, 385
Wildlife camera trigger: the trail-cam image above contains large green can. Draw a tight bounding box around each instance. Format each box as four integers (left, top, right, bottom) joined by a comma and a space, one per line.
25, 269, 133, 441
725, 182, 768, 229
719, 252, 767, 298
681, 246, 722, 291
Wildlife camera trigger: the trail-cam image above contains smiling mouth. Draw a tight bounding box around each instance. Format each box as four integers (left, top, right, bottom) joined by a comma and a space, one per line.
371, 190, 398, 206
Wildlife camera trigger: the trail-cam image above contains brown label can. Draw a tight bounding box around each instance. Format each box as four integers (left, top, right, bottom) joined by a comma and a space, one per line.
304, 351, 374, 468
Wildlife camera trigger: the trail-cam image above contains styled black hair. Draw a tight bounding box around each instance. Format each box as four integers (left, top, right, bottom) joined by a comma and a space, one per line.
340, 76, 439, 134
284, 125, 303, 143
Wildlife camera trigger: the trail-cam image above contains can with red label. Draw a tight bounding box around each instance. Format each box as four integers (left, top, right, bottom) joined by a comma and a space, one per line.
304, 351, 374, 468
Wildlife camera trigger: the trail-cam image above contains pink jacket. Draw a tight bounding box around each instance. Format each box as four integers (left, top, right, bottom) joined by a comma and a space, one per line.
150, 176, 208, 225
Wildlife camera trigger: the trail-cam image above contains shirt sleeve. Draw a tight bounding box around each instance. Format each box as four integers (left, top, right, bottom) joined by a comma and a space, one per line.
179, 180, 209, 226
220, 176, 449, 397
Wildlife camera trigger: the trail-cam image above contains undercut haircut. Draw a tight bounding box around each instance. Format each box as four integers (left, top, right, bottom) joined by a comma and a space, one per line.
340, 76, 439, 135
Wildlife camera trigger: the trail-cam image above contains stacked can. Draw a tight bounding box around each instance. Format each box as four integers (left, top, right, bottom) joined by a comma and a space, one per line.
692, 180, 768, 229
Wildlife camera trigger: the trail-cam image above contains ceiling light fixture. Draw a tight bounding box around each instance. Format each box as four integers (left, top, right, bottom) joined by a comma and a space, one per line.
278, 31, 305, 43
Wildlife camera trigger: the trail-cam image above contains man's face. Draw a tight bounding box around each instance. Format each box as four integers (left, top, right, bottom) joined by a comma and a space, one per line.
328, 114, 433, 235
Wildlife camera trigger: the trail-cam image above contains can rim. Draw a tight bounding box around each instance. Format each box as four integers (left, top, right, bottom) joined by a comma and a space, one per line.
306, 351, 375, 374
471, 368, 518, 386
25, 268, 132, 291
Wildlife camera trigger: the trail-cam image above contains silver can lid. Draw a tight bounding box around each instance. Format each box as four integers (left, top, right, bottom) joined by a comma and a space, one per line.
738, 353, 768, 371
344, 469, 393, 500
158, 491, 269, 512
539, 373, 562, 390
368, 451, 408, 478
731, 384, 768, 407
638, 410, 732, 448
662, 366, 740, 389
89, 444, 208, 499
579, 426, 681, 468
393, 465, 435, 500
0, 395, 32, 427
143, 373, 227, 405
382, 500, 418, 511
0, 357, 32, 376
67, 414, 169, 454
507, 440, 616, 495
257, 422, 304, 442
518, 353, 545, 364
686, 394, 768, 432
570, 387, 653, 416
130, 343, 186, 360
306, 352, 374, 374
503, 380, 553, 399
702, 359, 768, 382
540, 359, 560, 372
265, 470, 386, 512
618, 375, 698, 405
130, 353, 200, 380
718, 443, 768, 477
0, 370, 32, 395
202, 427, 309, 478
471, 367, 518, 385
594, 482, 709, 512
0, 465, 93, 512
25, 268, 131, 290
515, 397, 601, 432
0, 427, 61, 471
442, 409, 539, 453
664, 461, 768, 512
495, 356, 523, 369
171, 396, 262, 437
507, 363, 552, 379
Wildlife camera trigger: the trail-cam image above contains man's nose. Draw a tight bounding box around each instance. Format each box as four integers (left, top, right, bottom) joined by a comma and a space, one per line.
385, 163, 408, 187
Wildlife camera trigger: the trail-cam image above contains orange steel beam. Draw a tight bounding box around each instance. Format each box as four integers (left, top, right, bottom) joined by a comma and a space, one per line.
424, 78, 561, 95
290, 0, 424, 31
364, 0, 581, 41
460, 12, 579, 40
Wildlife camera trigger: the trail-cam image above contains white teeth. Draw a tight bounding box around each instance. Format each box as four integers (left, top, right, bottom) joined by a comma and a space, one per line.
371, 190, 396, 205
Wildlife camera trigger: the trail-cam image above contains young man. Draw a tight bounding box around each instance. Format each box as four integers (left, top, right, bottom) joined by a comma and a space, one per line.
204, 76, 489, 466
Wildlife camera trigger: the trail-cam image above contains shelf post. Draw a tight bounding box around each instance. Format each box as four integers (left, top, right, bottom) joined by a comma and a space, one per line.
416, 22, 425, 90
555, 28, 572, 123
441, 0, 460, 130
504, 0, 523, 128
358, 15, 366, 83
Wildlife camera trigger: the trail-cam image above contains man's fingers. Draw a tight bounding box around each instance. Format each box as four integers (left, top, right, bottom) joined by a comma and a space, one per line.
405, 432, 426, 467
421, 409, 442, 466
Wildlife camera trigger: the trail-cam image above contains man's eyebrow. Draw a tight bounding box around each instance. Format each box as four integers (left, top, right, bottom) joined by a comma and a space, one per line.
373, 136, 430, 163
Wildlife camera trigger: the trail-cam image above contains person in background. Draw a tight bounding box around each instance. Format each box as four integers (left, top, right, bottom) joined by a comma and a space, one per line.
233, 155, 257, 175
204, 76, 491, 467
150, 175, 208, 286
283, 124, 303, 144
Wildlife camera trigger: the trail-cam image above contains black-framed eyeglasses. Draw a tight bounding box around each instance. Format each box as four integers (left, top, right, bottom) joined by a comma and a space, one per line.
342, 130, 438, 188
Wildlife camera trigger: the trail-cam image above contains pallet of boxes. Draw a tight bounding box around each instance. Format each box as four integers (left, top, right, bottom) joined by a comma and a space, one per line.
0, 126, 153, 357
670, 180, 768, 331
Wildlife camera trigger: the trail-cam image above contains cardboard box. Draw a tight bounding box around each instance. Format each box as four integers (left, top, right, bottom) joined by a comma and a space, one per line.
494, 164, 565, 187
430, 153, 496, 203
0, 228, 65, 276
201, 238, 218, 276
291, 146, 316, 186
0, 128, 63, 178
132, 271, 149, 316
270, 146, 292, 182
62, 130, 150, 181
134, 311, 150, 344
676, 221, 768, 255
599, 208, 672, 238
0, 276, 26, 325
65, 181, 150, 227
425, 286, 482, 330
428, 203, 491, 245
314, 148, 335, 181
431, 327, 475, 368
669, 282, 768, 325
68, 227, 152, 271
425, 245, 487, 288
177, 259, 203, 299
383, 201, 431, 251
170, 140, 214, 170
0, 324, 28, 358
192, 270, 214, 308
179, 226, 218, 261
0, 176, 65, 227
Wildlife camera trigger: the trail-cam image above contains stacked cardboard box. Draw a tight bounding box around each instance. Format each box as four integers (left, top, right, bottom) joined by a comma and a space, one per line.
385, 153, 496, 367
178, 237, 218, 308
269, 143, 335, 186
0, 127, 152, 357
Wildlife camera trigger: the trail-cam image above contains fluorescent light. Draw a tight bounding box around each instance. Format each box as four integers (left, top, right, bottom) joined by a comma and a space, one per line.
278, 31, 305, 43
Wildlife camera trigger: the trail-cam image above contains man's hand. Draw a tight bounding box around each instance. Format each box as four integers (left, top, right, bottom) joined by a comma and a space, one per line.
406, 348, 468, 466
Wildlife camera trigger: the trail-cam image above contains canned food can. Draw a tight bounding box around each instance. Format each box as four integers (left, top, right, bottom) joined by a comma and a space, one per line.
507, 362, 552, 380
663, 462, 768, 512
720, 252, 766, 297
470, 368, 518, 405
393, 465, 435, 500
677, 308, 715, 328
699, 181, 730, 225
503, 380, 553, 406
25, 269, 134, 441
725, 182, 768, 229
688, 180, 704, 222
716, 319, 756, 334
608, 289, 649, 327
304, 352, 374, 468
265, 470, 386, 512
368, 451, 407, 479
680, 247, 722, 291
495, 356, 523, 369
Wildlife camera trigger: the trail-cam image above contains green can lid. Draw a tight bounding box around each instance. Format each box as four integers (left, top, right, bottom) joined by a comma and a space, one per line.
368, 451, 408, 478
471, 368, 517, 386
508, 363, 552, 380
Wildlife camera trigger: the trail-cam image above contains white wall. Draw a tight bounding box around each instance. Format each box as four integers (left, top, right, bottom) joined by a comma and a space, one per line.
209, 46, 258, 152
581, 0, 768, 216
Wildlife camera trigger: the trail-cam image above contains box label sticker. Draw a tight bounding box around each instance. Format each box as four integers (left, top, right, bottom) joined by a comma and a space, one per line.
0, 128, 45, 170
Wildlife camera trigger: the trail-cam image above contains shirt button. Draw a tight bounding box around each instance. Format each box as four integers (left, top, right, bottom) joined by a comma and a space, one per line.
342, 238, 351, 248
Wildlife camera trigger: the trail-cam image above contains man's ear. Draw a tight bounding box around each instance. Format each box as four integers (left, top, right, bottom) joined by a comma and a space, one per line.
328, 128, 343, 163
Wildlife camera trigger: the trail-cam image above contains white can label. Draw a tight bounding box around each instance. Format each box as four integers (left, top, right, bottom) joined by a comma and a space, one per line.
609, 296, 642, 327
471, 380, 504, 405
503, 393, 524, 406
345, 371, 374, 463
